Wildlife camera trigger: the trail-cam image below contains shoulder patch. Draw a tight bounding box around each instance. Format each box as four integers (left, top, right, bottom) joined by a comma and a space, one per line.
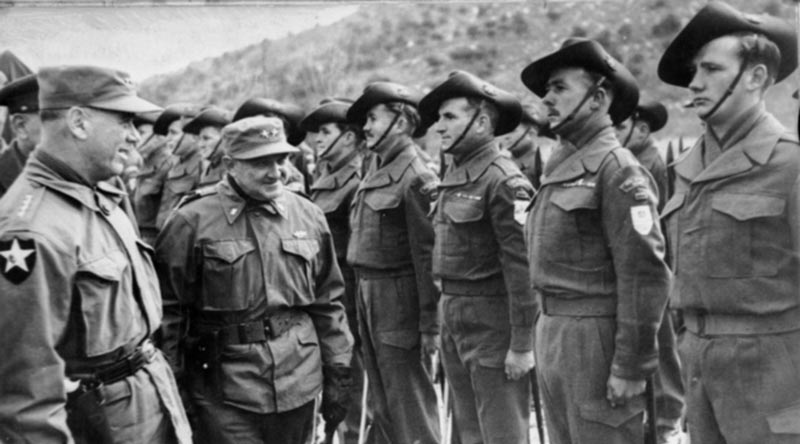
0, 237, 37, 284
506, 176, 534, 225
619, 175, 656, 202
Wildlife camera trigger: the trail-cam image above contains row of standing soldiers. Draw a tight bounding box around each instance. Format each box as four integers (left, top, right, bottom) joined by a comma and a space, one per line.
1, 2, 800, 444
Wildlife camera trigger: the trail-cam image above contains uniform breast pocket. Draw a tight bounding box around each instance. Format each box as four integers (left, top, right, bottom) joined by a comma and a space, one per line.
278, 238, 321, 300
440, 199, 486, 255
707, 193, 786, 278
364, 190, 406, 248
548, 187, 603, 263
201, 240, 257, 310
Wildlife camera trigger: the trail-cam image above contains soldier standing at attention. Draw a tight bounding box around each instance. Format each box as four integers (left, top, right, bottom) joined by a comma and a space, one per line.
301, 98, 366, 444
521, 38, 671, 444
0, 65, 191, 444
155, 116, 354, 444
0, 74, 40, 198
346, 82, 441, 444
419, 70, 535, 444
658, 3, 800, 443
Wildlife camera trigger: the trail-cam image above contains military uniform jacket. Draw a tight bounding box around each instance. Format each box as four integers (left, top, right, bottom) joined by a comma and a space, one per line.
133, 140, 176, 235
156, 150, 203, 230
524, 126, 671, 380
310, 152, 362, 261
155, 179, 353, 414
629, 137, 668, 210
0, 139, 30, 198
509, 138, 543, 190
662, 110, 800, 320
347, 136, 440, 333
0, 154, 189, 444
433, 142, 535, 351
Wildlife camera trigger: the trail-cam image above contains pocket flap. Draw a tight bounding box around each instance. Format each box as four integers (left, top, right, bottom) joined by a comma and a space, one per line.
550, 187, 598, 212
444, 199, 484, 223
768, 403, 800, 434
364, 190, 402, 211
282, 238, 320, 261
78, 250, 127, 282
203, 240, 256, 264
712, 194, 785, 221
660, 193, 685, 219
578, 398, 645, 428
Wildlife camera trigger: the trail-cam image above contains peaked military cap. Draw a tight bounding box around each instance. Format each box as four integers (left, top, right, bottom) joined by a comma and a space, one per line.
38, 65, 161, 114
223, 115, 300, 160
183, 107, 231, 135
521, 38, 640, 125
418, 70, 522, 136
658, 2, 797, 87
347, 82, 425, 137
0, 74, 38, 114
632, 101, 668, 132
232, 98, 306, 146
300, 98, 353, 132
133, 111, 159, 127
152, 103, 200, 136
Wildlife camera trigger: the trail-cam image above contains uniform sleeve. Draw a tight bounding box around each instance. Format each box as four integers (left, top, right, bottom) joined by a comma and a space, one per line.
303, 210, 354, 367
154, 213, 198, 377
489, 174, 536, 352
405, 169, 441, 334
650, 157, 669, 212
0, 233, 74, 443
601, 162, 671, 380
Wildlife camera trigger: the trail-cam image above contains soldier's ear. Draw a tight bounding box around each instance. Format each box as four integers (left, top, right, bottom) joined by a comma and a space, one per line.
747, 63, 771, 92
66, 107, 90, 140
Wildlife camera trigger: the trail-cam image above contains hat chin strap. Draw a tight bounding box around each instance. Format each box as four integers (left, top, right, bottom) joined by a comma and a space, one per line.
698, 56, 749, 121
550, 76, 607, 133
319, 131, 345, 160
444, 101, 483, 154
507, 125, 533, 155
370, 108, 403, 152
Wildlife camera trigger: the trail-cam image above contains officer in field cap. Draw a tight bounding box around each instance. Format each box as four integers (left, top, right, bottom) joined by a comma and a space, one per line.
301, 98, 366, 443
182, 106, 231, 190
0, 74, 40, 197
0, 65, 192, 444
155, 115, 353, 444
657, 3, 800, 443
419, 69, 535, 444
346, 81, 441, 444
521, 39, 671, 444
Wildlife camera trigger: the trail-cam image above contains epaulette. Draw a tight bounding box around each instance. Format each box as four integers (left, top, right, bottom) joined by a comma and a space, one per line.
176, 185, 217, 209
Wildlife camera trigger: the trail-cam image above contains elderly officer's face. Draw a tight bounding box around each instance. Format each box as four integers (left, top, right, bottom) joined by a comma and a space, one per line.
228, 153, 287, 201
435, 97, 479, 154
363, 103, 399, 150
314, 122, 343, 158
688, 35, 747, 124
198, 126, 222, 158
543, 67, 594, 131
83, 107, 140, 182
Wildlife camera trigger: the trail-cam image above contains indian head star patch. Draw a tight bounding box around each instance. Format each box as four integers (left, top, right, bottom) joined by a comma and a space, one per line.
0, 237, 37, 284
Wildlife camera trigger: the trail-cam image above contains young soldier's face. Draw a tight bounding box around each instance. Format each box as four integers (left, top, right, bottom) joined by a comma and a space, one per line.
435, 97, 477, 154
314, 122, 343, 158
363, 104, 398, 150
543, 67, 594, 132
688, 35, 747, 124
198, 126, 222, 158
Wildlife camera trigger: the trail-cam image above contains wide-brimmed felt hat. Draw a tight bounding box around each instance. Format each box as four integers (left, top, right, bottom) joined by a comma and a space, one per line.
521, 38, 640, 125
183, 107, 231, 135
632, 101, 668, 132
223, 115, 300, 160
418, 70, 522, 136
153, 103, 201, 136
37, 65, 161, 114
300, 98, 353, 132
347, 82, 425, 137
0, 74, 38, 113
232, 98, 306, 146
658, 2, 797, 87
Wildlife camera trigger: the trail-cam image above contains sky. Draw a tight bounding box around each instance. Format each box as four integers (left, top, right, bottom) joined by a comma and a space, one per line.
0, 4, 359, 81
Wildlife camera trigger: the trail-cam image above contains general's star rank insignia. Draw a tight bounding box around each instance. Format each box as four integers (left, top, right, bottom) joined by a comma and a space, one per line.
0, 237, 36, 284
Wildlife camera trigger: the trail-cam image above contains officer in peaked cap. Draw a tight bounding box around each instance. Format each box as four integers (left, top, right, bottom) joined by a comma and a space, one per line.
300, 98, 366, 443
0, 65, 192, 444
155, 115, 353, 444
521, 39, 671, 444
657, 3, 800, 443
0, 74, 40, 198
419, 69, 535, 444
497, 102, 555, 189
183, 106, 231, 190
346, 81, 441, 444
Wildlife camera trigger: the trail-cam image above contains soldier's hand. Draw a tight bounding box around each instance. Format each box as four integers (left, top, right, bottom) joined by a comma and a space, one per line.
606, 374, 646, 407
420, 332, 440, 357
504, 349, 535, 380
322, 364, 354, 427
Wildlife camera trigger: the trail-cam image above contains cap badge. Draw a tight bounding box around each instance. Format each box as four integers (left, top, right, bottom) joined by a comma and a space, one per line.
260, 128, 280, 140
395, 87, 408, 98
482, 84, 497, 97
744, 13, 762, 25
603, 54, 616, 72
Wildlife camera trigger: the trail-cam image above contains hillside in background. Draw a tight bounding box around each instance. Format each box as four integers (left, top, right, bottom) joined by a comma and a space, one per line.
139, 0, 800, 141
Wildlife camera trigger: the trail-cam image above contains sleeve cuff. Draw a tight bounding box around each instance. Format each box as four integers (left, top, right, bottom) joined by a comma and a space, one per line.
510, 326, 535, 352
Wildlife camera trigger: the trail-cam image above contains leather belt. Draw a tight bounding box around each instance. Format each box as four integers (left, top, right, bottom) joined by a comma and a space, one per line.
73, 340, 157, 386
440, 275, 506, 297
201, 311, 306, 346
683, 308, 800, 337
539, 293, 616, 318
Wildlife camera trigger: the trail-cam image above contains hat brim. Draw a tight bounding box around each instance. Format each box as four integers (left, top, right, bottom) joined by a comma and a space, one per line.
90, 95, 161, 114
229, 143, 300, 160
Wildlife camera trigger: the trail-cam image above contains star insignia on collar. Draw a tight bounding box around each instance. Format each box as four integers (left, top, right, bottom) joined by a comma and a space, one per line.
0, 237, 37, 284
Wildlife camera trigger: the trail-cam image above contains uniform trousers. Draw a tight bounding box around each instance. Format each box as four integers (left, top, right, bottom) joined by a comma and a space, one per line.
653, 309, 685, 430
679, 327, 800, 444
536, 314, 646, 444
356, 269, 440, 444
439, 295, 530, 444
